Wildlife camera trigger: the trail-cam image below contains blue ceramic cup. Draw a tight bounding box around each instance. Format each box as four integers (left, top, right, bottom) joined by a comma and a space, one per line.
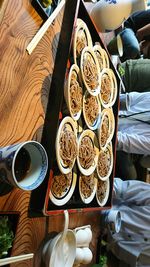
0, 141, 48, 191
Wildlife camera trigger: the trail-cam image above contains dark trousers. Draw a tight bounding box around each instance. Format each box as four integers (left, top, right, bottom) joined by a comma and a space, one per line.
120, 10, 150, 61
115, 151, 147, 181
124, 9, 150, 34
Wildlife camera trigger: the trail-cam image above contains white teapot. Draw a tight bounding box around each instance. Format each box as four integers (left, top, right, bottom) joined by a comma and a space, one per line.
90, 0, 147, 32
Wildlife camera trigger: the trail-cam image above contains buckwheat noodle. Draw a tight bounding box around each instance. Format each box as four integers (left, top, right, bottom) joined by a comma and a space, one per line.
80, 173, 95, 198
59, 127, 77, 167
101, 114, 109, 147
101, 73, 112, 104
51, 172, 72, 198
95, 50, 103, 71
98, 148, 111, 177
83, 53, 99, 90
76, 30, 87, 58
70, 71, 82, 114
97, 179, 107, 203
79, 135, 96, 169
84, 95, 99, 126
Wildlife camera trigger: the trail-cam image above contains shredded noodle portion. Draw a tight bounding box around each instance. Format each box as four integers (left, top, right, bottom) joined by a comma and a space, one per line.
76, 30, 87, 58
101, 73, 112, 104
79, 135, 96, 169
101, 114, 109, 147
51, 172, 72, 198
84, 95, 99, 126
59, 126, 77, 168
83, 53, 99, 90
80, 173, 95, 198
95, 50, 103, 71
98, 148, 111, 177
97, 179, 108, 203
70, 71, 82, 115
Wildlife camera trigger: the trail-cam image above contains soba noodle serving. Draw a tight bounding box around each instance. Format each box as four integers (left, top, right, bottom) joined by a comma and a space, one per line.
94, 50, 103, 72
79, 135, 96, 169
80, 173, 95, 198
84, 94, 99, 126
70, 70, 82, 115
100, 114, 109, 147
97, 148, 111, 178
59, 125, 77, 168
97, 179, 108, 203
101, 73, 112, 104
83, 52, 99, 90
51, 172, 72, 198
76, 30, 87, 58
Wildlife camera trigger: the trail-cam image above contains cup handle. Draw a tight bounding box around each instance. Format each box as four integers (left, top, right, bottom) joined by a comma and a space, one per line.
64, 209, 69, 232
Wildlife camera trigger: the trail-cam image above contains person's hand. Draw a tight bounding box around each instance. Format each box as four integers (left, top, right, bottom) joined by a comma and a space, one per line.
136, 23, 150, 42
140, 40, 150, 58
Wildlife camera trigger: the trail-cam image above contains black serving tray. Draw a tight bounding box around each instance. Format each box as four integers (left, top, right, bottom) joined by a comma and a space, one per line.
32, 0, 62, 21
29, 0, 121, 217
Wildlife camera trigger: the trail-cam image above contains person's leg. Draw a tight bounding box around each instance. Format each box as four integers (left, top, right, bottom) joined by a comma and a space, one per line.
124, 10, 150, 34
121, 58, 150, 92
119, 28, 140, 61
107, 28, 140, 61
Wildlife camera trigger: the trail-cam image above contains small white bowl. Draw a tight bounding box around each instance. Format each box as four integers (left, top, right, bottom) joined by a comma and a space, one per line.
96, 177, 110, 207
55, 116, 78, 174
98, 108, 115, 150
64, 64, 83, 121
77, 129, 99, 176
93, 44, 106, 72
73, 18, 93, 65
83, 90, 101, 130
99, 68, 117, 108
49, 166, 77, 206
97, 142, 113, 181
79, 172, 98, 204
80, 46, 101, 96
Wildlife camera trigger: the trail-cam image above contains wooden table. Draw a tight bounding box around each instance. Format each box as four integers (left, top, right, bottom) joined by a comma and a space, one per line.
0, 1, 101, 266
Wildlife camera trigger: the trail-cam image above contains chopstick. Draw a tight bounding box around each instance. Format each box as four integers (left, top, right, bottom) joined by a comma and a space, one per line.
0, 253, 34, 266
26, 0, 66, 55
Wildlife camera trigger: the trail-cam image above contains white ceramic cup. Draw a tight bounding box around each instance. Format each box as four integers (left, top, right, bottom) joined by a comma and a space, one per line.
82, 247, 93, 264
74, 247, 93, 265
76, 228, 92, 247
42, 210, 76, 267
0, 141, 48, 190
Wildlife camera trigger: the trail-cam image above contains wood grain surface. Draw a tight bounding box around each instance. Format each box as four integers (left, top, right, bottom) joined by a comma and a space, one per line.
0, 0, 101, 266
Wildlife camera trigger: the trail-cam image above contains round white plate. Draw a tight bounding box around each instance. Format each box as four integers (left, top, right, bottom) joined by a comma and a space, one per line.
64, 64, 83, 121
77, 129, 99, 176
93, 44, 106, 72
98, 108, 115, 150
99, 68, 116, 108
49, 166, 77, 206
96, 177, 110, 207
73, 18, 93, 65
83, 90, 101, 130
80, 46, 101, 96
79, 172, 97, 204
55, 116, 77, 174
97, 142, 113, 181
